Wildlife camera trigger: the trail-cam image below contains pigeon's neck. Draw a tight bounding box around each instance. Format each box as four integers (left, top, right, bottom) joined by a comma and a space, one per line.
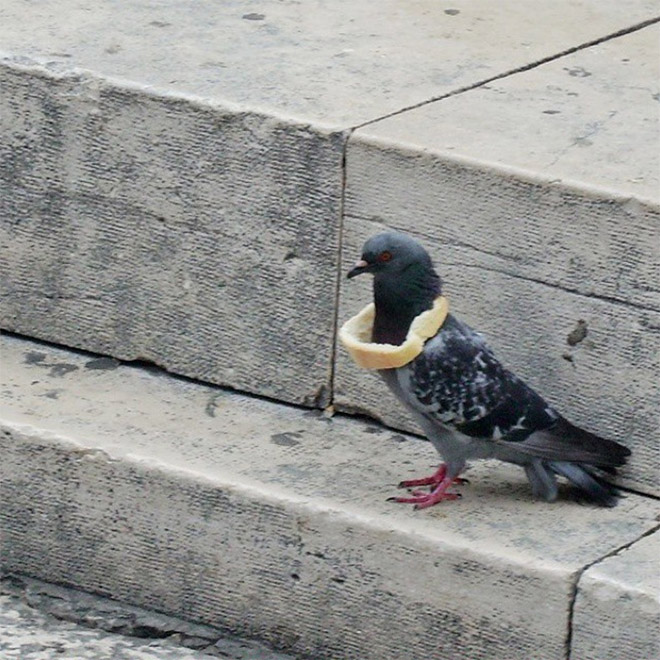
372, 263, 441, 345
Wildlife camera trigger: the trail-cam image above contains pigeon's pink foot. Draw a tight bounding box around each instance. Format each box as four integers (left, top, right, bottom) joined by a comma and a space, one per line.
391, 477, 461, 509
398, 464, 468, 489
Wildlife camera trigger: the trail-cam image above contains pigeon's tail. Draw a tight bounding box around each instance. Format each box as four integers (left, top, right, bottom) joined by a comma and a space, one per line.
550, 461, 622, 507
520, 419, 631, 507
514, 416, 631, 469
524, 459, 624, 507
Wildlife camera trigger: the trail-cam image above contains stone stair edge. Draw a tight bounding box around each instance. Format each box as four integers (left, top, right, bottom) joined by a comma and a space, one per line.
3, 326, 656, 505
348, 130, 660, 209
1, 334, 658, 567
0, 50, 349, 135
0, 414, 574, 573
2, 333, 659, 660
1, 418, 658, 660
4, 46, 658, 209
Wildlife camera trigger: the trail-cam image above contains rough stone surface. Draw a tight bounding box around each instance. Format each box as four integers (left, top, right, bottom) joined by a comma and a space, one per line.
336, 25, 660, 495
0, 594, 205, 660
1, 334, 659, 660
0, 1, 658, 126
1, 3, 660, 409
0, 63, 343, 406
572, 531, 660, 660
0, 575, 294, 659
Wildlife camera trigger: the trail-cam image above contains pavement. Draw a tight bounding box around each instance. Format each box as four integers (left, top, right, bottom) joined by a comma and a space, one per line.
0, 574, 294, 660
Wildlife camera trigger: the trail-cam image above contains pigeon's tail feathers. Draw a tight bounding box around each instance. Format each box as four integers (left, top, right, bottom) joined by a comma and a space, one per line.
515, 417, 631, 469
549, 461, 622, 507
524, 461, 558, 502
524, 460, 623, 507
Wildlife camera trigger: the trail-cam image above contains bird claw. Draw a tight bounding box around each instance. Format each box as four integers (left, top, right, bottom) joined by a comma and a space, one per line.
414, 492, 462, 510
391, 491, 461, 507
398, 464, 468, 489
389, 484, 462, 508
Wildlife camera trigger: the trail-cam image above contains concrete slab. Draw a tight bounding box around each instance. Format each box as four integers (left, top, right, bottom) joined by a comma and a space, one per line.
352, 23, 660, 199
572, 531, 660, 660
0, 1, 658, 127
0, 64, 343, 406
1, 334, 659, 660
337, 25, 660, 494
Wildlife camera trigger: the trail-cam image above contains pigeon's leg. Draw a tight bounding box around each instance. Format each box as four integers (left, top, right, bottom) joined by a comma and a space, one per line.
398, 464, 468, 489
392, 475, 461, 509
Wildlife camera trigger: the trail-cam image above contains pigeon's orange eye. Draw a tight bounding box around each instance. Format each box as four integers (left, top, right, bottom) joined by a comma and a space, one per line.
378, 251, 392, 262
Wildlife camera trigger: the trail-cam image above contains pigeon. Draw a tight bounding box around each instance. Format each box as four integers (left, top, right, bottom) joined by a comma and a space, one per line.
346, 231, 631, 509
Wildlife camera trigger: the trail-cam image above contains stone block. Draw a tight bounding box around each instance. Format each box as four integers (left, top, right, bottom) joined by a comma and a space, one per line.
0, 1, 658, 126
572, 531, 660, 660
0, 62, 344, 405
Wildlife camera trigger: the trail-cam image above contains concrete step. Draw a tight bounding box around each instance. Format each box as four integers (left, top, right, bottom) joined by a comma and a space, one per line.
0, 0, 660, 495
0, 574, 294, 659
1, 1, 659, 498
1, 333, 659, 660
572, 532, 660, 660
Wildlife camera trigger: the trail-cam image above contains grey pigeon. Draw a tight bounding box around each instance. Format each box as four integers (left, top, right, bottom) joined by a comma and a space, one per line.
347, 231, 631, 509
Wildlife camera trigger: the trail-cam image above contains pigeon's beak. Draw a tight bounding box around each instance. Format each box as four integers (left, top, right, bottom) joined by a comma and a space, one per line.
347, 259, 370, 279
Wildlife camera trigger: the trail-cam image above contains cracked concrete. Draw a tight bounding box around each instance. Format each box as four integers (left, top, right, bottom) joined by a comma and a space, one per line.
571, 528, 660, 659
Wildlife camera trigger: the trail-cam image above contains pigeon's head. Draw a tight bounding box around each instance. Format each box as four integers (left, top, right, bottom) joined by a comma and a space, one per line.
347, 231, 433, 280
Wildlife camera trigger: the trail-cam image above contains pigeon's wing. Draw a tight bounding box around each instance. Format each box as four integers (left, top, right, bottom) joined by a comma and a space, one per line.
407, 314, 558, 442
406, 315, 630, 468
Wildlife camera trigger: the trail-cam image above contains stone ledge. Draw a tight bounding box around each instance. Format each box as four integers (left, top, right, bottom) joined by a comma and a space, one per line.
1, 1, 658, 127
0, 59, 344, 406
571, 531, 660, 660
1, 334, 659, 660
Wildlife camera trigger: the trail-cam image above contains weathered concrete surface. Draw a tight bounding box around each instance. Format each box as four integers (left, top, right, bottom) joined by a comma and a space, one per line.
0, 1, 657, 126
336, 25, 660, 495
0, 575, 294, 660
0, 63, 343, 406
1, 3, 659, 408
1, 334, 659, 660
572, 531, 660, 660
352, 23, 660, 201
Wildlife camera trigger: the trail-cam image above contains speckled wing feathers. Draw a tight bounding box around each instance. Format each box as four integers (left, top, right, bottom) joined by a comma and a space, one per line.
407, 315, 558, 443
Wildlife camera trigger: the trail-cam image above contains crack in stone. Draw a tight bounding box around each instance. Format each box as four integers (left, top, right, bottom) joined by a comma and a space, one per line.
327, 129, 355, 410
443, 261, 660, 314
565, 523, 660, 660
544, 111, 619, 169
353, 16, 660, 129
